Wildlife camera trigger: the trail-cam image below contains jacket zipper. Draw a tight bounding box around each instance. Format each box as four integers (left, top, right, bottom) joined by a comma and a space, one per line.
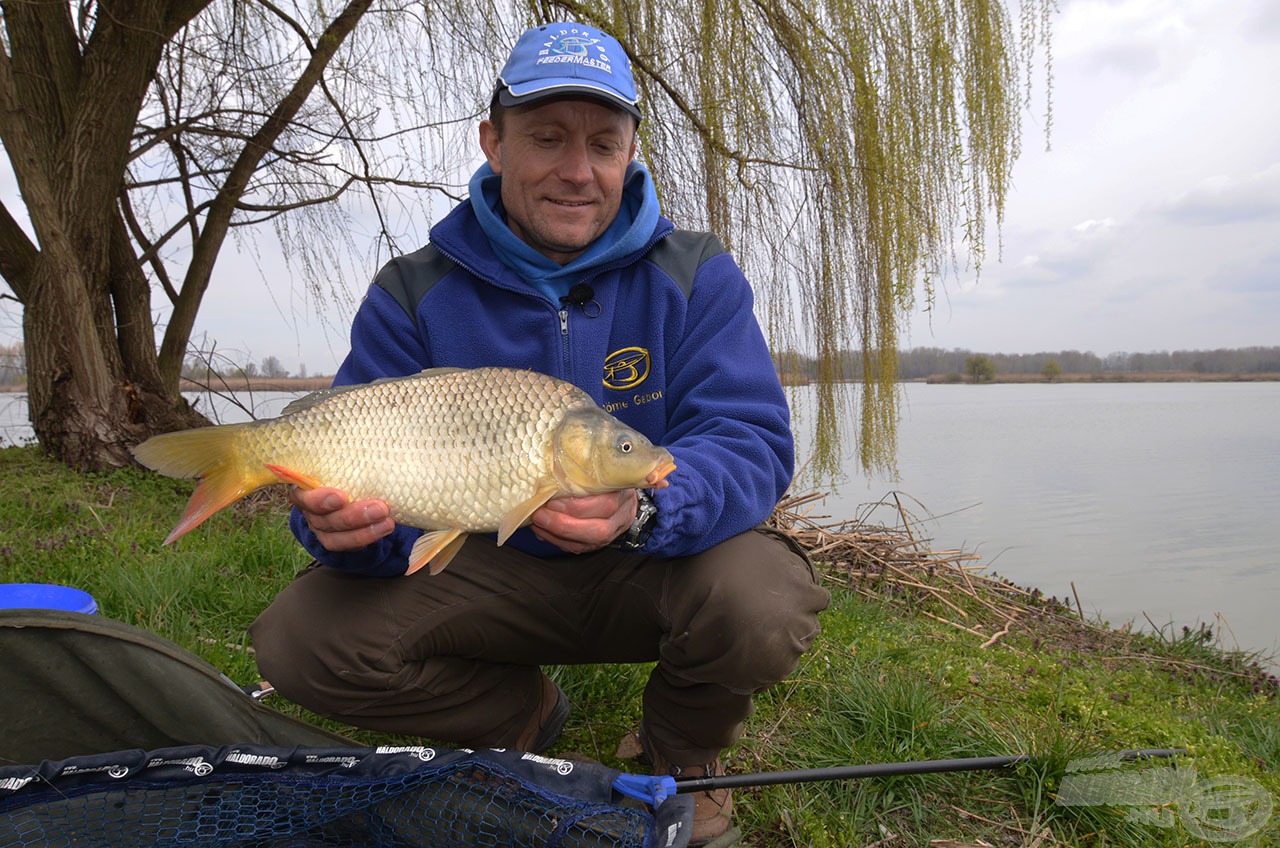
559, 305, 571, 373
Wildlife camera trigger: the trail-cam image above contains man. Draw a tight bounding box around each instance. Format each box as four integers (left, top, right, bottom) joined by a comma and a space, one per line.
250, 21, 830, 845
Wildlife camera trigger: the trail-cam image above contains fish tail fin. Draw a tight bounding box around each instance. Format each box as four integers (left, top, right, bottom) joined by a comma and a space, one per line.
133, 424, 275, 544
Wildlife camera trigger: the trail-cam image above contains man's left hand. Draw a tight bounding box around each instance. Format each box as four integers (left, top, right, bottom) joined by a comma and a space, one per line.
530, 489, 637, 554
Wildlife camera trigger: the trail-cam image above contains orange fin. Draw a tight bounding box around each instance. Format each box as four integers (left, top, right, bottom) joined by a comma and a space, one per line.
497, 482, 560, 546
265, 464, 324, 490
162, 473, 263, 545
132, 423, 275, 545
407, 529, 467, 576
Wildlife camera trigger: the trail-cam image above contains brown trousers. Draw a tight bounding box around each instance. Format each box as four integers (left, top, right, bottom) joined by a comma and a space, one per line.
250, 527, 830, 765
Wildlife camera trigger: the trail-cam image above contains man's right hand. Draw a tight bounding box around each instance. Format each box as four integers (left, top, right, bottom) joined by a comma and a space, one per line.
288, 486, 395, 552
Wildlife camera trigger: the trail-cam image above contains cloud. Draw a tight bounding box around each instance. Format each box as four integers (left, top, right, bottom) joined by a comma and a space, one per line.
1244, 2, 1280, 38
1072, 218, 1118, 236
1058, 0, 1197, 78
1206, 246, 1280, 295
995, 217, 1122, 290
1155, 165, 1280, 225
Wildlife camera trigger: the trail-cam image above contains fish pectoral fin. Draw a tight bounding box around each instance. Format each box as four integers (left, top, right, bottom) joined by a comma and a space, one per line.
407, 529, 467, 576
265, 464, 324, 490
497, 482, 560, 546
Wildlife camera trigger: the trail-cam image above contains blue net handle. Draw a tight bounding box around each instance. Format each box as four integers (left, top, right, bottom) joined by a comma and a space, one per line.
611, 773, 677, 806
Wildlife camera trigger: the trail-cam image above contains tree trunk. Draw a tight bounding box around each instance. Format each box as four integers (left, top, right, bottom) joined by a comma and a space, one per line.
23, 246, 207, 472
1, 0, 213, 470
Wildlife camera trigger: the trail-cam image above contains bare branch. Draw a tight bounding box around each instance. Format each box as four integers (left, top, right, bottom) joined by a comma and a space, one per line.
0, 201, 39, 296
158, 0, 376, 383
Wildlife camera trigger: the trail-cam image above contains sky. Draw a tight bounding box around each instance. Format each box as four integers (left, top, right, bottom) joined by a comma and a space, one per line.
2, 0, 1278, 375
908, 0, 1280, 356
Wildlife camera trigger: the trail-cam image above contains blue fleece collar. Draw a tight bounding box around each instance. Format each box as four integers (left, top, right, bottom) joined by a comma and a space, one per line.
468, 161, 661, 302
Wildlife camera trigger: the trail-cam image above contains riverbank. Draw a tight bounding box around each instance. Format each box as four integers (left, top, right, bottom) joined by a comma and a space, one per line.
0, 377, 336, 393
776, 371, 1280, 386
178, 376, 334, 392
0, 445, 1275, 846
6, 371, 1280, 393
923, 371, 1280, 384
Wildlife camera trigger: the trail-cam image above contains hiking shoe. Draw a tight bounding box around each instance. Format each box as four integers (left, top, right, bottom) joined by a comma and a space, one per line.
514, 673, 570, 754
624, 728, 734, 846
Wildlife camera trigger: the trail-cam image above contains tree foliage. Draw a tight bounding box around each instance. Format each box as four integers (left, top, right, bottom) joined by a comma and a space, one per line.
0, 0, 1053, 472
965, 353, 996, 383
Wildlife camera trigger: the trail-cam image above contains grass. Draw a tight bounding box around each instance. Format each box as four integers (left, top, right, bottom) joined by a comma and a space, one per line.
1, 443, 1277, 846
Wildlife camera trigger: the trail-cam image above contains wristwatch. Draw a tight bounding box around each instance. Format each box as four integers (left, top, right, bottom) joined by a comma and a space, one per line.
614, 489, 658, 551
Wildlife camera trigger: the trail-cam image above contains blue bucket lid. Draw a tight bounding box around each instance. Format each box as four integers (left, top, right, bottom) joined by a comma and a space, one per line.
0, 583, 98, 615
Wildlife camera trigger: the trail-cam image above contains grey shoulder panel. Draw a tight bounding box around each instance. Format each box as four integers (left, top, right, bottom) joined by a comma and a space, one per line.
373, 244, 458, 318
644, 230, 727, 299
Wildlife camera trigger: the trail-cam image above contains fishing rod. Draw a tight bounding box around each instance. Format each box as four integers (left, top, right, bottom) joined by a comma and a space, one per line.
673, 748, 1186, 793
613, 748, 1186, 805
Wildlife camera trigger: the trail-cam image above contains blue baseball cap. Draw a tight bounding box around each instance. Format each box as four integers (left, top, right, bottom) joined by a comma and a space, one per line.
496, 22, 642, 121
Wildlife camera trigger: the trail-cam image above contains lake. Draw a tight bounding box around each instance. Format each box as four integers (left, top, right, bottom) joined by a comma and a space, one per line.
791, 381, 1280, 666
3, 381, 1277, 664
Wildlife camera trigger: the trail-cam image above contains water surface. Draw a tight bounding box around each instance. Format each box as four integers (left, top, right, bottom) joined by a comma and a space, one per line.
793, 382, 1280, 663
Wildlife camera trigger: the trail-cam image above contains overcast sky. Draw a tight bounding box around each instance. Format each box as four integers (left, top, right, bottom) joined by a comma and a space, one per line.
910, 0, 1280, 356
3, 0, 1278, 375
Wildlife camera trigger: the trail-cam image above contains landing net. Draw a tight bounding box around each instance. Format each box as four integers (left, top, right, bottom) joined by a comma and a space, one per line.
0, 744, 691, 848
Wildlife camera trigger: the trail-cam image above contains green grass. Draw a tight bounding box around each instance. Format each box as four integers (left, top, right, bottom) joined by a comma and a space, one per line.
2, 444, 1277, 846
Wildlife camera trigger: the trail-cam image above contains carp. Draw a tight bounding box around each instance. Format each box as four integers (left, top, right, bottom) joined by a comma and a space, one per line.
133, 366, 676, 575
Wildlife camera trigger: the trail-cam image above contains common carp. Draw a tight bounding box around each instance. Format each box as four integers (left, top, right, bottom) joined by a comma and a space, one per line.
132, 366, 676, 575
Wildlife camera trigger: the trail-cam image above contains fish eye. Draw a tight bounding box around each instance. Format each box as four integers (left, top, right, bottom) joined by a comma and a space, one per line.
617, 437, 633, 454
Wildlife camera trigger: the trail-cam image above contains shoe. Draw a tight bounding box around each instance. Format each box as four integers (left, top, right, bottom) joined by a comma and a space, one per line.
514, 673, 570, 754
653, 754, 734, 846
626, 729, 734, 846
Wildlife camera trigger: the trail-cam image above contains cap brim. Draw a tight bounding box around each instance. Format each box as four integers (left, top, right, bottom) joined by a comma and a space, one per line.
497, 84, 642, 121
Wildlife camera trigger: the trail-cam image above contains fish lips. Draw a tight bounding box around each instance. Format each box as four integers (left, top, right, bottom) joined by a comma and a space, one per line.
646, 457, 677, 489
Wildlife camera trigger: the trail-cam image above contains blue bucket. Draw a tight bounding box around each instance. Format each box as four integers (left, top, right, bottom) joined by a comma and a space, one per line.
0, 583, 98, 615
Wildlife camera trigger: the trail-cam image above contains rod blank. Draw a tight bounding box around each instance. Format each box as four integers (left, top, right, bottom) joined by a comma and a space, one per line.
674, 748, 1186, 793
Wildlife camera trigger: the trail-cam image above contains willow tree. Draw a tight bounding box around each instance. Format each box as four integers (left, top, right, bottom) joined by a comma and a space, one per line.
0, 0, 1051, 472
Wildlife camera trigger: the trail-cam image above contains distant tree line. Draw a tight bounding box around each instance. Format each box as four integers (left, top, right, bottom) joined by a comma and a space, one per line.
0, 343, 25, 387
178, 354, 312, 384
774, 346, 1280, 381
6, 341, 1277, 389
1, 343, 323, 389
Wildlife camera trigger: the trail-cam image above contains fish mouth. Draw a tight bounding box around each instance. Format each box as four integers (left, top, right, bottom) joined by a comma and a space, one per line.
646, 459, 677, 489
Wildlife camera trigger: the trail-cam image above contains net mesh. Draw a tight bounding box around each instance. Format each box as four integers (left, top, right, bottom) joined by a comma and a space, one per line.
0, 746, 689, 848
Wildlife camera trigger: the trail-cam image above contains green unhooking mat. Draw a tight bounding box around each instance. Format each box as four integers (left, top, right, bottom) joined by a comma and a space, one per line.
0, 609, 353, 765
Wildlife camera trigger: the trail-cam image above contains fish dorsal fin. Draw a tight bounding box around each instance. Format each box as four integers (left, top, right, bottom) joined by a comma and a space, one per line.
414, 367, 468, 378
497, 481, 561, 546
280, 368, 470, 416
280, 384, 366, 416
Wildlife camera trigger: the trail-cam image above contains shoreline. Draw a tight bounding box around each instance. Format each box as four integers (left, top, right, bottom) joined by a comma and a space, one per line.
0, 377, 336, 394
921, 370, 1280, 384
4, 371, 1279, 393
774, 371, 1280, 386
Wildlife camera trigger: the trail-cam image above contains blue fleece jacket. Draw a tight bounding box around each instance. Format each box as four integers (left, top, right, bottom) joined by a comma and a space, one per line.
291, 178, 794, 576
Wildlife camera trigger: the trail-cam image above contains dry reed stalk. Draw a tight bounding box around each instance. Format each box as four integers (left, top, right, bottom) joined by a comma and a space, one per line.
767, 491, 1092, 650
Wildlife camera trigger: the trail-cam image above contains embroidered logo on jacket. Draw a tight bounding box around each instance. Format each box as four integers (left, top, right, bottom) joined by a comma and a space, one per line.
603, 347, 651, 390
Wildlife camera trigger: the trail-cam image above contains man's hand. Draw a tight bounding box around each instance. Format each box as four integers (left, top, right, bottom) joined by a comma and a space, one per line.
530, 489, 637, 555
288, 486, 395, 552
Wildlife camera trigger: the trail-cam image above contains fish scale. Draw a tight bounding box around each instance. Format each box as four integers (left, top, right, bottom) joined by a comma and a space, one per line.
133, 366, 676, 575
